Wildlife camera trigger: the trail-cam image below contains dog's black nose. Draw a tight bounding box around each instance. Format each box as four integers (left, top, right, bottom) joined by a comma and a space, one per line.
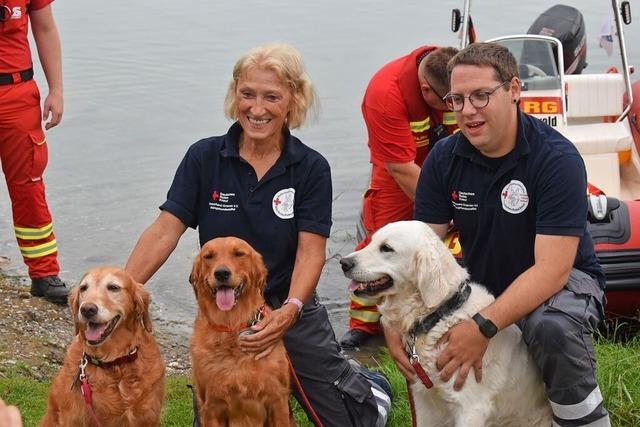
214, 266, 231, 282
340, 257, 355, 273
80, 303, 98, 319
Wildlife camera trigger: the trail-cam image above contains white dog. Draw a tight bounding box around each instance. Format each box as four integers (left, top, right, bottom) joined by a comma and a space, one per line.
341, 220, 552, 427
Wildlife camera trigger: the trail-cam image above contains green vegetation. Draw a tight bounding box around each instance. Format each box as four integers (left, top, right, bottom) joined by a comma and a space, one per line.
596, 334, 640, 426
2, 338, 639, 427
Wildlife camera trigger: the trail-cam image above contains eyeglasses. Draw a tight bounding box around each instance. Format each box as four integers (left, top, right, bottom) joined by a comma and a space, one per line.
443, 81, 510, 112
424, 76, 447, 101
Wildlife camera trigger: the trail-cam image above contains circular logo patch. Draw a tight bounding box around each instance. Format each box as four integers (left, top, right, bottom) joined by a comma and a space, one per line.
501, 180, 529, 214
272, 188, 295, 219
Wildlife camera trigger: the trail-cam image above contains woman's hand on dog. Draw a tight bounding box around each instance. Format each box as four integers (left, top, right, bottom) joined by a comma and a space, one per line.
239, 304, 298, 360
436, 319, 488, 391
384, 328, 417, 382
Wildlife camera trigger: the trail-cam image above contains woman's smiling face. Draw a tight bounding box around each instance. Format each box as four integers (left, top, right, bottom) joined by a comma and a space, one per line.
235, 67, 292, 146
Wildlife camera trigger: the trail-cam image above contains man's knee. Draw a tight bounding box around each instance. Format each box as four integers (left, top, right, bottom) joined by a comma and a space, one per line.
523, 309, 575, 353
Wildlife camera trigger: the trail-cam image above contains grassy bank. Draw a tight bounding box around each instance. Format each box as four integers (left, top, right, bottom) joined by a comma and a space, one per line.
1, 337, 639, 427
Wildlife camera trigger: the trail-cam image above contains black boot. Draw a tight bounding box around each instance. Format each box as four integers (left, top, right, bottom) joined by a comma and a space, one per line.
339, 329, 374, 350
30, 276, 69, 305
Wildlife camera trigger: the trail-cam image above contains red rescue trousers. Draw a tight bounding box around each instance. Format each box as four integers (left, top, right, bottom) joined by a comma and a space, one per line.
0, 79, 59, 279
348, 233, 383, 335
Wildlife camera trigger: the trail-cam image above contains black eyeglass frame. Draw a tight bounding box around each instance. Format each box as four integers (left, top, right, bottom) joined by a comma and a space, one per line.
424, 75, 447, 101
443, 80, 511, 112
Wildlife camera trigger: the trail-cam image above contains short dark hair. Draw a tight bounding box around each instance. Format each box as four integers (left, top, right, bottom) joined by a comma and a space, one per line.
419, 47, 459, 97
447, 42, 519, 86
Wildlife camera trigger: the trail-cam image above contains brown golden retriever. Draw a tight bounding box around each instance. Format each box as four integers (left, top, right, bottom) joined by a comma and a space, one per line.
189, 237, 292, 427
40, 267, 165, 427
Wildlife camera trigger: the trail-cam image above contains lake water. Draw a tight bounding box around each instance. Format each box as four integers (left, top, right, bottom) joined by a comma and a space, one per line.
1, 0, 638, 338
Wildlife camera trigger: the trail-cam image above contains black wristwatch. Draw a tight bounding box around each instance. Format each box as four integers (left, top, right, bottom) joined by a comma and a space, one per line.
472, 313, 498, 338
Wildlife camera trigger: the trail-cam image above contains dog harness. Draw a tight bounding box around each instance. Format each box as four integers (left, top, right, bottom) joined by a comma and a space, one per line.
71, 347, 139, 427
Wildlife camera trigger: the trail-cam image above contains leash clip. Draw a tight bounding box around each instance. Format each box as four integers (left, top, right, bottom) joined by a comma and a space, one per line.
79, 355, 88, 380
410, 343, 420, 364
407, 333, 420, 363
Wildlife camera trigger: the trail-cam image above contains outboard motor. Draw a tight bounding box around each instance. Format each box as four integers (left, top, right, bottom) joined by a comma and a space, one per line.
526, 4, 587, 74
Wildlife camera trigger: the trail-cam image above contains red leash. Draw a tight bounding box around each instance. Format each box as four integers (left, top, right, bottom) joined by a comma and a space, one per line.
406, 378, 418, 427
411, 357, 434, 389
286, 353, 324, 427
406, 346, 434, 427
77, 356, 103, 427
73, 349, 139, 427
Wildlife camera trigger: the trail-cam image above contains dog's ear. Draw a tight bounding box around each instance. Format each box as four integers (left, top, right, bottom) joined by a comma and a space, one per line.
250, 249, 268, 294
134, 283, 153, 333
412, 246, 452, 310
189, 252, 201, 298
69, 284, 81, 336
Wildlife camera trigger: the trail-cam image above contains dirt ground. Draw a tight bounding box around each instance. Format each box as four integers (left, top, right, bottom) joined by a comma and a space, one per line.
0, 272, 192, 381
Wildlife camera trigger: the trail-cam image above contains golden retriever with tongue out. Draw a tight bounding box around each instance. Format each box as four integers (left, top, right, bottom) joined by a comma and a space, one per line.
40, 267, 165, 427
189, 236, 292, 427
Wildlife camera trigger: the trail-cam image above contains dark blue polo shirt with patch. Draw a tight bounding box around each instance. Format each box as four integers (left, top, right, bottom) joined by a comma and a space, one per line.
160, 122, 333, 297
415, 111, 604, 296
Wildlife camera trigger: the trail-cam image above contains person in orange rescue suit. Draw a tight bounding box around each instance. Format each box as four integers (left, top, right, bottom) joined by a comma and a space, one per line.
340, 46, 460, 350
0, 0, 66, 304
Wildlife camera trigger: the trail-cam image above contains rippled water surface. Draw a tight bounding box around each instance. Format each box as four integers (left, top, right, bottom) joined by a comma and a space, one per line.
1, 0, 638, 337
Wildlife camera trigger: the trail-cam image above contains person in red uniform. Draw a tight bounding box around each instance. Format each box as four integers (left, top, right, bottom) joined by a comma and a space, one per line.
0, 0, 66, 304
340, 46, 459, 350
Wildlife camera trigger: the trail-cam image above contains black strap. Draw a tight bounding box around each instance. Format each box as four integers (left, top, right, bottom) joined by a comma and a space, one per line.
410, 281, 472, 336
187, 384, 201, 427
0, 68, 33, 86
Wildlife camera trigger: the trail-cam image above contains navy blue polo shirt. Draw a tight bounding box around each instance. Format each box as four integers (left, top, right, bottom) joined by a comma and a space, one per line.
415, 111, 604, 296
160, 122, 333, 296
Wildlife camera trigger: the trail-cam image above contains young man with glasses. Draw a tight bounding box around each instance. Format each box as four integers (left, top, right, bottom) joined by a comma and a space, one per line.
0, 0, 67, 304
340, 46, 459, 350
387, 42, 609, 426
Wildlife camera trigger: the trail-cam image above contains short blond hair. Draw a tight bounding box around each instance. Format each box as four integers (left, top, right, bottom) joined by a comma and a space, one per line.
223, 43, 317, 129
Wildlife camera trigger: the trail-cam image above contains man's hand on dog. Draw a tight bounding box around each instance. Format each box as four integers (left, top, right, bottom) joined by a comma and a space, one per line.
384, 328, 417, 382
239, 304, 298, 360
436, 319, 488, 390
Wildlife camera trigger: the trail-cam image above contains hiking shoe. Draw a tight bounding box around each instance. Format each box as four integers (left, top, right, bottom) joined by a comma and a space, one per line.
30, 276, 69, 305
346, 358, 393, 402
361, 367, 393, 402
339, 329, 374, 350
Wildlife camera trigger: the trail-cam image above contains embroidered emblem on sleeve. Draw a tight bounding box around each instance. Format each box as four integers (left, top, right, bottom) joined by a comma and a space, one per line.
501, 180, 529, 214
272, 188, 295, 219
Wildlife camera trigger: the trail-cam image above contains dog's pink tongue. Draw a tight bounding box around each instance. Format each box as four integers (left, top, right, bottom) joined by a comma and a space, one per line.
84, 323, 107, 341
216, 287, 235, 311
348, 280, 361, 292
